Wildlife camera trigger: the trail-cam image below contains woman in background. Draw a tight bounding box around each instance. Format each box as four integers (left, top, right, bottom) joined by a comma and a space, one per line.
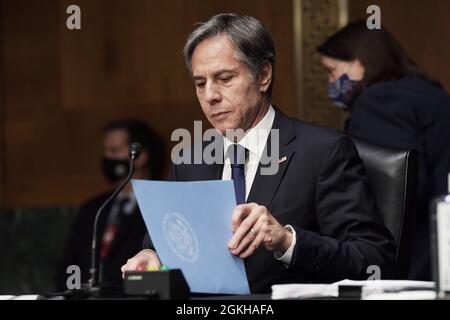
317, 19, 450, 281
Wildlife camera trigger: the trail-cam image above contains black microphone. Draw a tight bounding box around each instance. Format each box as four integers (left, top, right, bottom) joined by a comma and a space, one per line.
87, 142, 143, 292
129, 142, 142, 161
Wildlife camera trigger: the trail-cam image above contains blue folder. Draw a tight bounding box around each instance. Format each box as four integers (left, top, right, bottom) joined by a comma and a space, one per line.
131, 179, 250, 294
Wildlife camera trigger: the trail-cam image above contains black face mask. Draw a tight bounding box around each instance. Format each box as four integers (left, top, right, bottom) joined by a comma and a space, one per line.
102, 157, 130, 183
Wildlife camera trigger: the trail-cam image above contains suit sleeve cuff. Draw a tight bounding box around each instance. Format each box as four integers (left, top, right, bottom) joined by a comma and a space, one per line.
274, 225, 296, 265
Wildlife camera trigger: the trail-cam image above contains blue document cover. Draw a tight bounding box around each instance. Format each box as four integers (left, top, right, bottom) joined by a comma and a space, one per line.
131, 179, 250, 294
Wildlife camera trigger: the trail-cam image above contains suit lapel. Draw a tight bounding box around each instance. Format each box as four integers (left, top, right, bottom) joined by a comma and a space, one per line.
247, 108, 296, 208
207, 162, 223, 180
198, 138, 224, 180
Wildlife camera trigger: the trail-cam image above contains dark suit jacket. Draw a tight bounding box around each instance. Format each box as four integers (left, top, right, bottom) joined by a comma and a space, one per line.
58, 191, 148, 290
347, 76, 450, 280
144, 107, 397, 293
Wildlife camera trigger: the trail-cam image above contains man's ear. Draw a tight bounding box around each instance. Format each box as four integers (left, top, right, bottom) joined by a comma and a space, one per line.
258, 61, 273, 94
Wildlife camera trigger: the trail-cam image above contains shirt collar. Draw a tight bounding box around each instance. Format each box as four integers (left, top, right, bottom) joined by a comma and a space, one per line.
223, 105, 275, 160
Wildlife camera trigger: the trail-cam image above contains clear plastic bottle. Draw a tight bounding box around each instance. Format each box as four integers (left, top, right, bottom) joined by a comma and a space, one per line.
430, 173, 450, 298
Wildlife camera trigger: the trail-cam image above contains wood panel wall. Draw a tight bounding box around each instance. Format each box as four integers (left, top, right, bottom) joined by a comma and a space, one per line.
0, 0, 295, 207
2, 0, 449, 208
349, 0, 450, 91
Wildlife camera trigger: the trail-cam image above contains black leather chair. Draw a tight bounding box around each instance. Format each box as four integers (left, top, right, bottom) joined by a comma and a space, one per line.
350, 136, 419, 278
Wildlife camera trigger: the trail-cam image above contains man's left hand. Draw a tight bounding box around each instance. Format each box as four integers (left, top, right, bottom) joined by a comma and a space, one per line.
228, 203, 293, 259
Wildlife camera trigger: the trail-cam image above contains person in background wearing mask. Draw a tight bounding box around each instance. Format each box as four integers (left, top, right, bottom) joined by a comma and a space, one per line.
317, 19, 450, 281
57, 119, 166, 291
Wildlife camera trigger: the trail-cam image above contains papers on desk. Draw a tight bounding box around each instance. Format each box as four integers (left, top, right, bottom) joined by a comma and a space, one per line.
132, 179, 250, 295
363, 291, 437, 300
272, 280, 436, 300
271, 284, 340, 299
0, 295, 42, 300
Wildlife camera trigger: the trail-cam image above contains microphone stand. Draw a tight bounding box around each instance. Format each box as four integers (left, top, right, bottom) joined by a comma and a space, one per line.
86, 143, 142, 296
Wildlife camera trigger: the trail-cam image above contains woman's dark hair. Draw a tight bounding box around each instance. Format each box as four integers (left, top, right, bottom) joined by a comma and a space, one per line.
317, 19, 441, 94
103, 118, 167, 179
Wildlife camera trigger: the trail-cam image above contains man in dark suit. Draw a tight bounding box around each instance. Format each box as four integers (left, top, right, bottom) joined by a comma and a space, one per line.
121, 13, 396, 293
58, 119, 165, 290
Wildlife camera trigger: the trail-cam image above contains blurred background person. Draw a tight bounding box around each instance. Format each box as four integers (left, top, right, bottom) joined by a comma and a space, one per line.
57, 119, 166, 291
317, 19, 450, 281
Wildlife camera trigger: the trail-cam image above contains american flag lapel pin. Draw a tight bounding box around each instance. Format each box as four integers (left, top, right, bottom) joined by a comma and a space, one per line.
278, 156, 287, 164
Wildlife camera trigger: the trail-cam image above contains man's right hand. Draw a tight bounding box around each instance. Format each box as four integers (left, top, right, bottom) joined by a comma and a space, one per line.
121, 249, 161, 278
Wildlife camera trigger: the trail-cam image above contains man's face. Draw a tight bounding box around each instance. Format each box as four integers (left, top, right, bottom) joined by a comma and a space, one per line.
191, 36, 270, 135
103, 129, 129, 159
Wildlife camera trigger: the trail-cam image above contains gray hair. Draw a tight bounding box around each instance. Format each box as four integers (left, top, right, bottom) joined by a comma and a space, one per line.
183, 13, 276, 98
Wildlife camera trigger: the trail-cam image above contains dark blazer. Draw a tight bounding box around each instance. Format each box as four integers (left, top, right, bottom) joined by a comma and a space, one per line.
58, 191, 148, 290
347, 76, 450, 280
145, 107, 397, 293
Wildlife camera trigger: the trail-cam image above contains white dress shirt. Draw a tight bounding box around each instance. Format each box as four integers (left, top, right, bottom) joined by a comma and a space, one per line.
221, 105, 296, 265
